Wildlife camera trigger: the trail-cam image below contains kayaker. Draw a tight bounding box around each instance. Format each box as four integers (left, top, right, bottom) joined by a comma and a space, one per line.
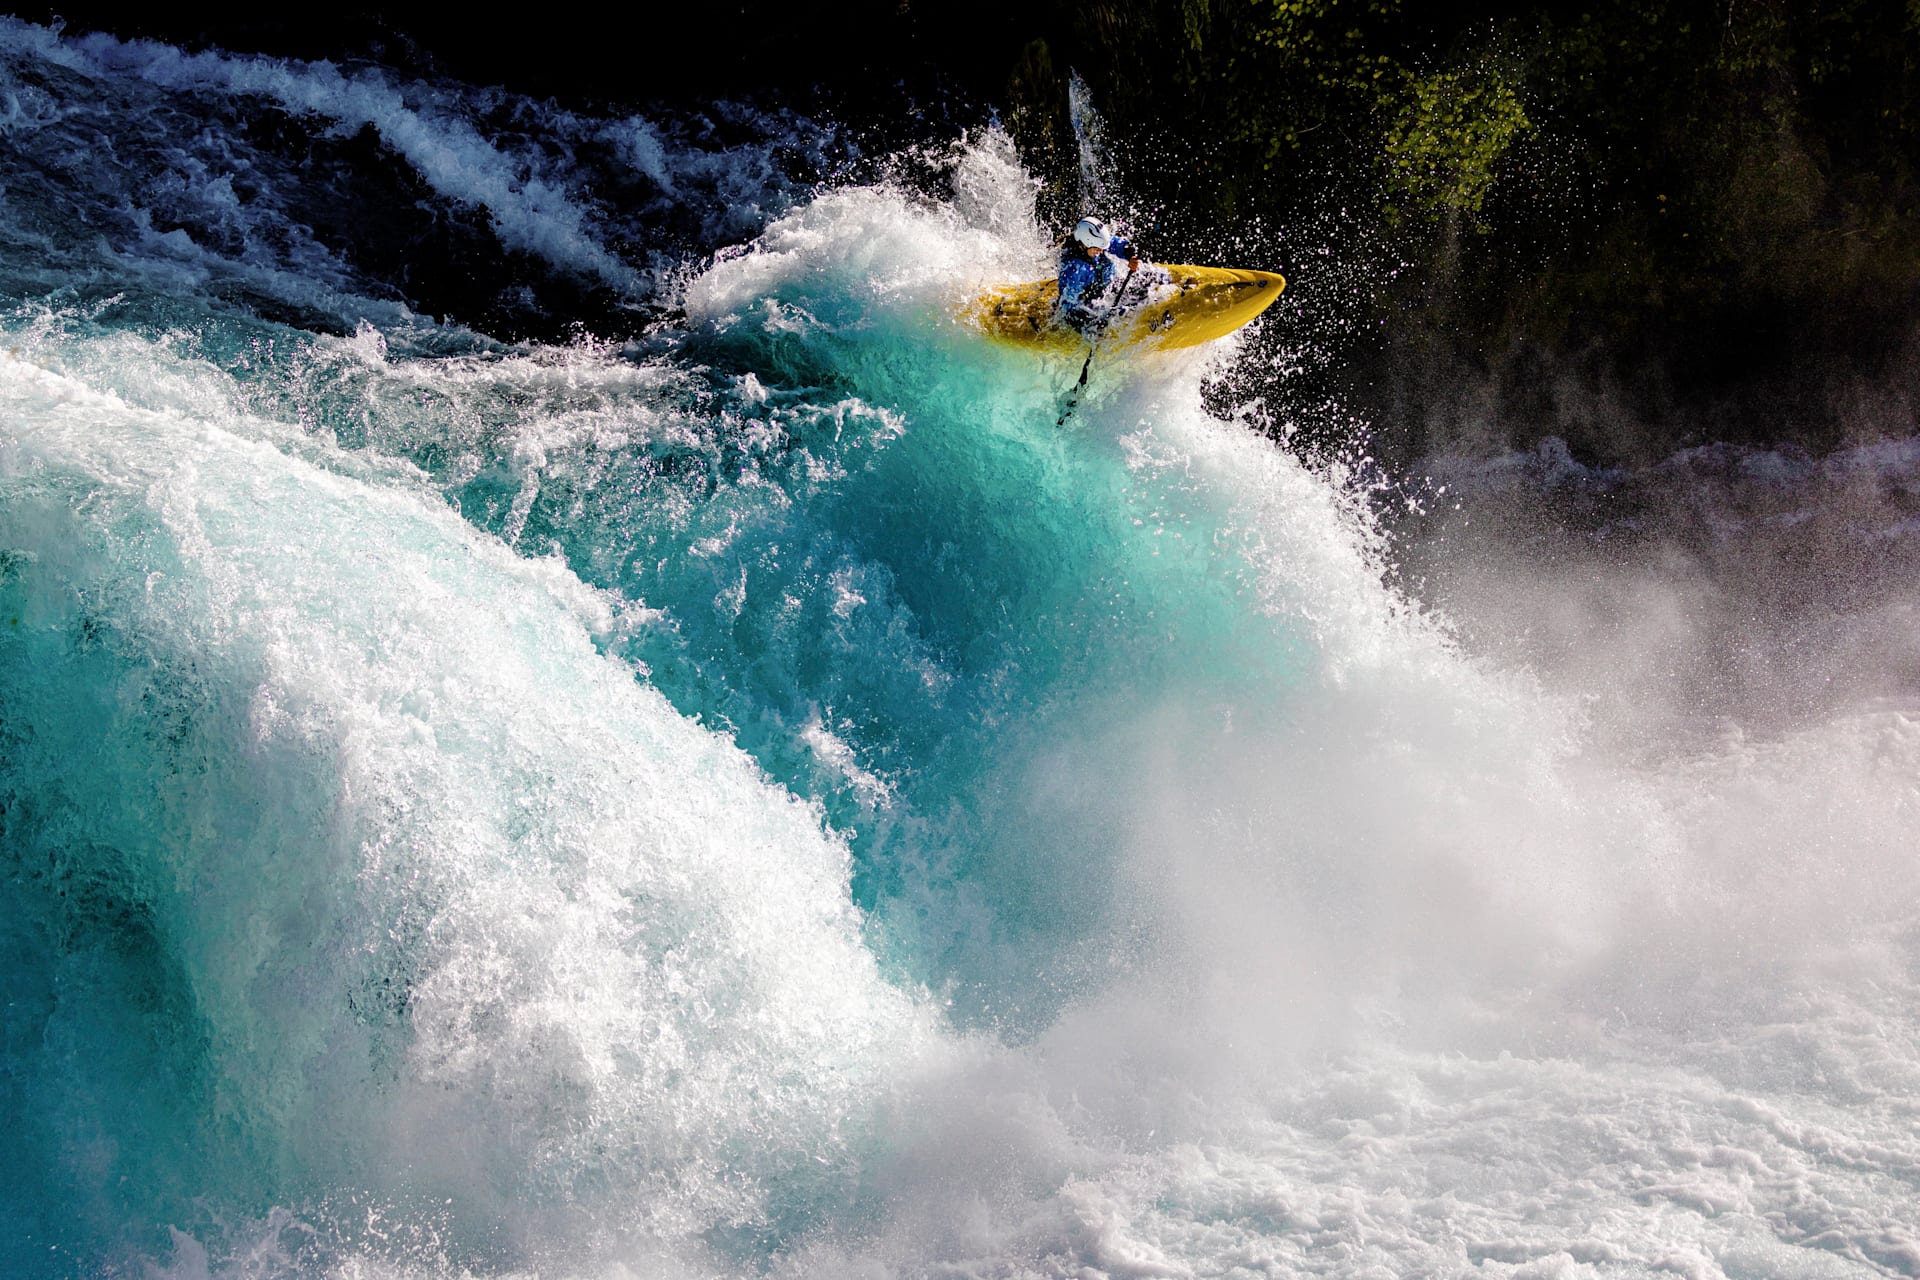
1056, 217, 1140, 334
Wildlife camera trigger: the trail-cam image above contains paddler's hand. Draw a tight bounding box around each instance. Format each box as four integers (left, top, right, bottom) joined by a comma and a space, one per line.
1128, 255, 1140, 271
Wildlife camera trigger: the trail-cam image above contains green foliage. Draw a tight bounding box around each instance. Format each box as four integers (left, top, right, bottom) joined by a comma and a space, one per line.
1378, 64, 1531, 229
1197, 0, 1402, 158
1058, 0, 1540, 230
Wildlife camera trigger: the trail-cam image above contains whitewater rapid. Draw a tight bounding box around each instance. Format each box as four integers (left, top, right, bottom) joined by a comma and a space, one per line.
2, 18, 1918, 1279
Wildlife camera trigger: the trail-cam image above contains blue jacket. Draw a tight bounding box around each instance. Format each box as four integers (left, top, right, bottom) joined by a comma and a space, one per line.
1056, 237, 1137, 331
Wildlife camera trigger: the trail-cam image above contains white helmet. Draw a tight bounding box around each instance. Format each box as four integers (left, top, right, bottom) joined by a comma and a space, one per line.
1072, 217, 1113, 251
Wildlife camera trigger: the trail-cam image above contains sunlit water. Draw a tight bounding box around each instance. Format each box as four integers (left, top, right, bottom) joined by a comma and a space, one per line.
2, 19, 1918, 1279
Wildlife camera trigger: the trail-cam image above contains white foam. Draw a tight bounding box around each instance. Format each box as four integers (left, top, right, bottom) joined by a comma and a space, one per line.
0, 349, 942, 1265
6, 19, 638, 291
681, 129, 1047, 325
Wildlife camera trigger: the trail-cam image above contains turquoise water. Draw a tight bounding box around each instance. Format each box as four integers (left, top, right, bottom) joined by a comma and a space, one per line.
0, 93, 1353, 1270
5, 20, 1920, 1279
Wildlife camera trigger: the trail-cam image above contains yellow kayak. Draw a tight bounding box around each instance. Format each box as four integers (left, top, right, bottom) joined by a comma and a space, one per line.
969, 263, 1286, 353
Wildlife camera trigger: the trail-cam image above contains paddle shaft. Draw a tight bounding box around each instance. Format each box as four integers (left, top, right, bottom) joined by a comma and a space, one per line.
1056, 263, 1139, 427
